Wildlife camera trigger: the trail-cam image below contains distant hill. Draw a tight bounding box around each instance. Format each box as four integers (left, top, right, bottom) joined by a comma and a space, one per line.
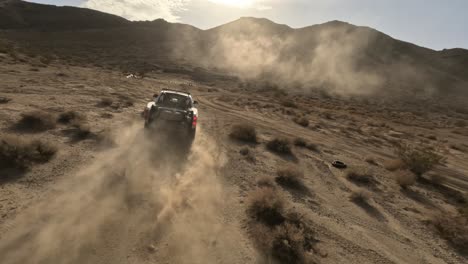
1, 0, 467, 101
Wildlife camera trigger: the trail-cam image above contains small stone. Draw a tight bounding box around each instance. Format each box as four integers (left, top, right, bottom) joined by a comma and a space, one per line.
148, 244, 157, 253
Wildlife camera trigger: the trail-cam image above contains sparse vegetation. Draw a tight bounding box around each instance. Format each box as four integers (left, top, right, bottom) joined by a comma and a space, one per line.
267, 137, 292, 155
276, 166, 304, 189
384, 159, 405, 171
349, 189, 371, 204
15, 111, 56, 132
248, 187, 317, 263
281, 100, 297, 108
257, 176, 276, 189
229, 124, 257, 143
69, 122, 93, 141
97, 97, 114, 107
397, 144, 444, 176
431, 213, 468, 255
394, 170, 416, 189
240, 147, 256, 162
248, 187, 286, 226
0, 136, 57, 171
0, 96, 12, 104
293, 137, 319, 152
57, 111, 84, 124
293, 116, 309, 127
346, 168, 374, 186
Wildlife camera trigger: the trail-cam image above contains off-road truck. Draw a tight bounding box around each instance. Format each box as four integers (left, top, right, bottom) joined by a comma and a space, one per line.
143, 89, 198, 143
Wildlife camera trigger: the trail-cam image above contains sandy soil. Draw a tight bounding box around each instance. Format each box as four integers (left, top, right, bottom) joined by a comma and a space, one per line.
0, 53, 467, 263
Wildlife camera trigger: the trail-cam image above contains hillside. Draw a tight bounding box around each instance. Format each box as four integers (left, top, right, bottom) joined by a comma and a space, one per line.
1, 0, 468, 103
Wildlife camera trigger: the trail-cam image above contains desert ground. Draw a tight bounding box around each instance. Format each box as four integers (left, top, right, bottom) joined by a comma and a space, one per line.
1, 43, 468, 264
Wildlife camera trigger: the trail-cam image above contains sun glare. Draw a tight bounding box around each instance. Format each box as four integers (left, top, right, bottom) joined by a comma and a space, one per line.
209, 0, 257, 8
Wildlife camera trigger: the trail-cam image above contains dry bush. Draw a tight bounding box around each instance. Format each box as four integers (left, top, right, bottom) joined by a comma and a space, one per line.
349, 189, 371, 204
229, 124, 257, 143
0, 96, 12, 104
0, 136, 57, 171
346, 168, 374, 186
16, 111, 56, 132
293, 137, 319, 152
100, 113, 114, 119
384, 159, 405, 171
70, 122, 93, 141
57, 111, 84, 124
257, 176, 276, 189
397, 144, 444, 176
294, 137, 307, 147
394, 170, 416, 189
365, 157, 378, 166
293, 116, 309, 127
97, 97, 114, 107
248, 187, 286, 226
281, 100, 297, 108
431, 214, 468, 255
240, 147, 256, 163
248, 189, 317, 264
267, 137, 292, 155
276, 166, 304, 189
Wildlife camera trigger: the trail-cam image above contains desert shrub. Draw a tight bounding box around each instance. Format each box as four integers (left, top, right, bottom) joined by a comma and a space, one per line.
293, 116, 309, 127
16, 111, 56, 132
57, 111, 84, 124
394, 170, 416, 189
248, 187, 285, 226
97, 98, 114, 107
70, 123, 92, 141
271, 223, 309, 263
0, 96, 12, 104
281, 100, 297, 108
294, 137, 307, 147
240, 147, 256, 162
267, 137, 292, 155
100, 113, 113, 119
365, 157, 378, 166
346, 168, 374, 186
293, 138, 319, 152
229, 124, 257, 143
257, 176, 276, 189
349, 189, 371, 204
0, 136, 57, 171
276, 167, 304, 189
431, 214, 468, 254
384, 159, 405, 171
397, 144, 444, 176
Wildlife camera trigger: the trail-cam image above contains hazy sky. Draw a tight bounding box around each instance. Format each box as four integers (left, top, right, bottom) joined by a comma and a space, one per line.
28, 0, 467, 50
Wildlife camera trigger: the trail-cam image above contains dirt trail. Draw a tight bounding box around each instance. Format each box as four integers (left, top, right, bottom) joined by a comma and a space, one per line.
0, 121, 256, 264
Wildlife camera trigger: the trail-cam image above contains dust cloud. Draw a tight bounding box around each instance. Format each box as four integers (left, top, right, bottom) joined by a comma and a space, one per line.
0, 123, 237, 264
176, 20, 439, 98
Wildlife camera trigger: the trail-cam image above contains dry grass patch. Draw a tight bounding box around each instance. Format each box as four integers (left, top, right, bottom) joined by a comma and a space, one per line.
431, 213, 468, 255
397, 144, 445, 176
229, 124, 257, 143
394, 170, 416, 189
384, 159, 405, 171
248, 187, 318, 263
240, 147, 256, 163
248, 187, 286, 226
57, 111, 85, 124
346, 167, 374, 186
0, 136, 57, 171
97, 97, 114, 107
276, 166, 305, 189
15, 111, 56, 132
294, 137, 319, 152
267, 137, 292, 155
349, 189, 372, 204
0, 96, 12, 104
257, 176, 276, 189
293, 116, 309, 127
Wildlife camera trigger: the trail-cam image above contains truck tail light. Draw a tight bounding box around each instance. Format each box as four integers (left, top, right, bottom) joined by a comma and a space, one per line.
192, 115, 198, 128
